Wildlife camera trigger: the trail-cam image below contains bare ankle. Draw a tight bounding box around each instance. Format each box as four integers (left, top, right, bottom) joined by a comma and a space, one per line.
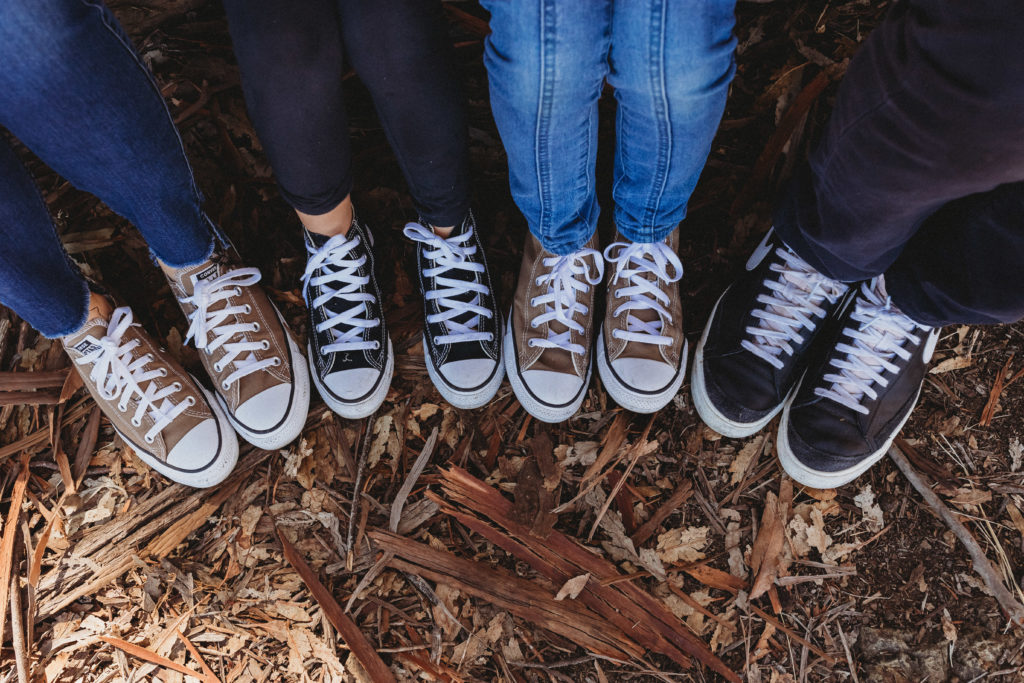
299, 195, 354, 238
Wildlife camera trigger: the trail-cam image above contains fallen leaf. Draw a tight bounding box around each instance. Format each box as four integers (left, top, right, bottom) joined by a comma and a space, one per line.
554, 573, 590, 601
656, 526, 709, 564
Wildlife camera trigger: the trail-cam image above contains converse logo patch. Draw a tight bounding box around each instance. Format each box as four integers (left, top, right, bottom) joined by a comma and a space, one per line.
190, 263, 221, 287
73, 338, 102, 356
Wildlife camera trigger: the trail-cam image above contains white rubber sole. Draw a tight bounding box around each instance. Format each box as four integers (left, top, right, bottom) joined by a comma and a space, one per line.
310, 338, 394, 420
503, 316, 590, 423
423, 338, 504, 410
690, 292, 785, 438
222, 330, 311, 450
596, 329, 687, 414
119, 383, 239, 488
776, 381, 921, 488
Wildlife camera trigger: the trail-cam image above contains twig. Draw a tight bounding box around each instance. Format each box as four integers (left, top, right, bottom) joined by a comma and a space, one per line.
888, 444, 1024, 626
347, 416, 374, 565
390, 427, 437, 533
10, 568, 28, 683
630, 479, 693, 547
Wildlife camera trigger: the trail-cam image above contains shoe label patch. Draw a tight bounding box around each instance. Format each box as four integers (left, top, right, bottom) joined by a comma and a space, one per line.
73, 338, 102, 356
190, 264, 221, 287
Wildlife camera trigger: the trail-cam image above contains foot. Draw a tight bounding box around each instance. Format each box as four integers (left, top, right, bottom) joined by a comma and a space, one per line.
404, 213, 503, 409
691, 228, 849, 437
63, 305, 238, 487
504, 231, 603, 423
301, 214, 392, 419
164, 239, 310, 449
778, 276, 938, 487
598, 228, 686, 413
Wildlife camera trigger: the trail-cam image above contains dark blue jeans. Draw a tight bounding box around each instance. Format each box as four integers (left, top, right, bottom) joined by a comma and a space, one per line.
775, 0, 1024, 327
0, 0, 213, 338
222, 0, 471, 227
481, 0, 736, 255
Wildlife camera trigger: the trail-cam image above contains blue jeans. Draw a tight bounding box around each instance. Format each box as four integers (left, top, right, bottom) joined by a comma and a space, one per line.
482, 0, 736, 255
0, 0, 213, 338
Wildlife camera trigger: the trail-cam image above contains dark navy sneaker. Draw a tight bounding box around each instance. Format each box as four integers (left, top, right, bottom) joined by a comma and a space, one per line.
778, 276, 939, 488
301, 215, 393, 419
404, 212, 503, 409
692, 228, 849, 437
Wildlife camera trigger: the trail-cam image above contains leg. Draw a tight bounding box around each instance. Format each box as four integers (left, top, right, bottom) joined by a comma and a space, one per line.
774, 0, 1024, 282
0, 0, 212, 268
886, 182, 1024, 326
608, 0, 736, 242
336, 0, 471, 228
222, 0, 353, 222
0, 137, 90, 338
481, 0, 613, 255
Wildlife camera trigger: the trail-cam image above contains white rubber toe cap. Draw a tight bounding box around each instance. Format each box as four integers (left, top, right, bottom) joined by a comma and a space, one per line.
166, 418, 223, 470
438, 358, 498, 390
323, 368, 385, 401
609, 357, 676, 392
520, 369, 585, 407
235, 383, 291, 429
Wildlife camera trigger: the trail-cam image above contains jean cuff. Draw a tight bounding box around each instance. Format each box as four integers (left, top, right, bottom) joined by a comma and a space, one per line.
44, 278, 92, 339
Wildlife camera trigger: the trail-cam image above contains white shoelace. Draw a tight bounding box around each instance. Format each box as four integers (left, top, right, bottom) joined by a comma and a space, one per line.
742, 248, 848, 369
181, 268, 279, 389
528, 247, 604, 356
604, 240, 684, 346
301, 233, 381, 354
75, 307, 193, 444
815, 278, 931, 415
403, 222, 494, 345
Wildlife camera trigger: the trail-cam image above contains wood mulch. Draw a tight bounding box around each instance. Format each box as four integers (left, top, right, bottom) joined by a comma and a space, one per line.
1, 1, 1023, 681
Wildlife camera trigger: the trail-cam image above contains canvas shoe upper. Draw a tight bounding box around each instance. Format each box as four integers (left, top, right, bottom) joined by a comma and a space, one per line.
404, 213, 503, 409
598, 228, 686, 413
301, 216, 392, 419
504, 231, 603, 423
778, 276, 939, 488
692, 228, 849, 437
165, 240, 310, 449
63, 306, 238, 487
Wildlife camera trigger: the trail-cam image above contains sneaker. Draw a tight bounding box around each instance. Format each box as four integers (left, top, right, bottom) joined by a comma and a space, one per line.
778, 276, 939, 487
63, 306, 238, 487
404, 213, 503, 409
165, 239, 310, 449
597, 228, 686, 413
504, 231, 603, 423
692, 229, 849, 437
301, 216, 393, 419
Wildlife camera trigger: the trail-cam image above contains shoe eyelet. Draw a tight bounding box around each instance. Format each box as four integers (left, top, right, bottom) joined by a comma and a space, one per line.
173, 382, 183, 392
527, 339, 537, 348
530, 320, 538, 329
144, 435, 155, 444
159, 368, 168, 377
487, 333, 495, 342
271, 357, 282, 367
432, 336, 440, 345
373, 341, 381, 350
244, 304, 252, 314
213, 362, 223, 372
131, 417, 142, 427
251, 322, 261, 333
260, 340, 271, 350
185, 396, 196, 407
221, 380, 230, 390
529, 298, 538, 307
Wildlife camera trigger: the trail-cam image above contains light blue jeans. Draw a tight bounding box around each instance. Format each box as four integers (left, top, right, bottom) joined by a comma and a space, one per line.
482, 0, 736, 255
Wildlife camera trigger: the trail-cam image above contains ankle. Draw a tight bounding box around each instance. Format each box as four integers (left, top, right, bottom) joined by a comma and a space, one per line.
299, 196, 354, 239
86, 291, 114, 324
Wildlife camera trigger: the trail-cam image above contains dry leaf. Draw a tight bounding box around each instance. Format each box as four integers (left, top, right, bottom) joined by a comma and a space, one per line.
854, 486, 885, 532
554, 573, 590, 601
656, 526, 708, 564
729, 436, 763, 486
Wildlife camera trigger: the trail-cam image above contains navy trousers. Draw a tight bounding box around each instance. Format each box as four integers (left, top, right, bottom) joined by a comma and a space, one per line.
774, 0, 1024, 327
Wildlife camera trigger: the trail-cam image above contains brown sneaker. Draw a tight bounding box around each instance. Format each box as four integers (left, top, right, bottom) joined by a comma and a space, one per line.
163, 240, 310, 450
503, 231, 603, 423
597, 228, 686, 413
64, 306, 238, 487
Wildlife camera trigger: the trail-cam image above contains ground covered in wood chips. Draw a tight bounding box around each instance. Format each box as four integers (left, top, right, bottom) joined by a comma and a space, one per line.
2, 1, 1023, 681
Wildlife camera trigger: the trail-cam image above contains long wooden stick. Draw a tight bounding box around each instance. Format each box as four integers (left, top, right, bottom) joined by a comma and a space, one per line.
888, 444, 1024, 626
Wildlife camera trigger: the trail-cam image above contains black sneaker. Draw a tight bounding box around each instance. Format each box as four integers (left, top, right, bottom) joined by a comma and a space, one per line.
692, 229, 849, 437
403, 212, 503, 409
778, 276, 939, 487
301, 215, 393, 419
